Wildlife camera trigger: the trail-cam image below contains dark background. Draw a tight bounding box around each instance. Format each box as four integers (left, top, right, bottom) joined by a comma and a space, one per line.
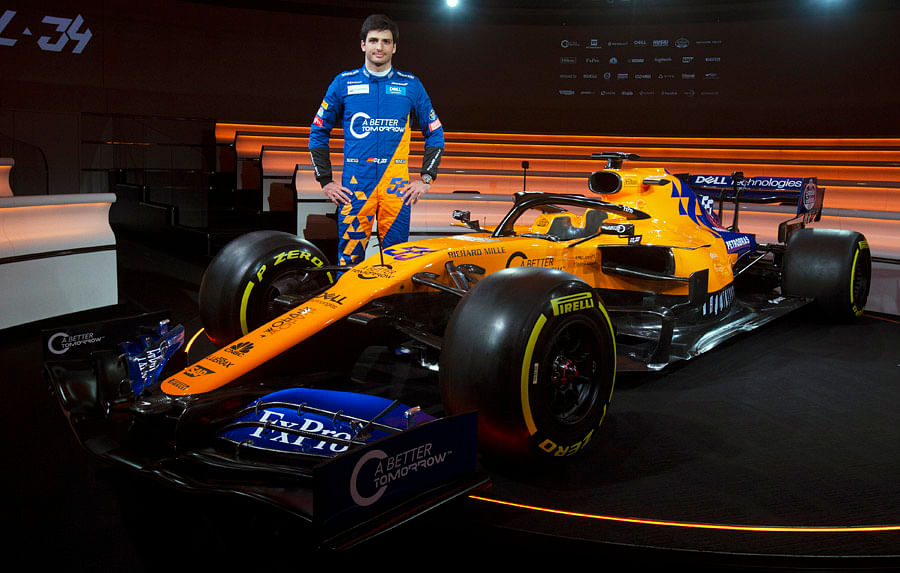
1, 0, 899, 194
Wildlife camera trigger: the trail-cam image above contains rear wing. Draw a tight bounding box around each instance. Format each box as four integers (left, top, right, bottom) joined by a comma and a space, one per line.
684, 174, 822, 206
678, 173, 824, 243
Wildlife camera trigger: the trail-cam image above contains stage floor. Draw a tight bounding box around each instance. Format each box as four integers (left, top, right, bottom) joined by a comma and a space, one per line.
5, 239, 899, 569
464, 310, 900, 557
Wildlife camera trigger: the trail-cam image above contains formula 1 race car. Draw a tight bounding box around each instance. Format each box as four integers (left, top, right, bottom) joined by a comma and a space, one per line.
46, 152, 870, 545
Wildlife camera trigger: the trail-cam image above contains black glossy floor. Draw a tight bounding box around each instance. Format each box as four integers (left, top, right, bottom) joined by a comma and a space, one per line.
5, 238, 899, 570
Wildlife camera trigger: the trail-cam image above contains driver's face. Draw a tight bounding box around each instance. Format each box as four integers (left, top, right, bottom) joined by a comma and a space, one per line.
361, 29, 396, 72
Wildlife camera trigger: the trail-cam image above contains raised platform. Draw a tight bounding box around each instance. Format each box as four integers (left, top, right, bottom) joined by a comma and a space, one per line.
0, 192, 118, 329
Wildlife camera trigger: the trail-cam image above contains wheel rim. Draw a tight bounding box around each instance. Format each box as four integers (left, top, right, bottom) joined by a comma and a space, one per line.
544, 320, 603, 426
252, 269, 320, 326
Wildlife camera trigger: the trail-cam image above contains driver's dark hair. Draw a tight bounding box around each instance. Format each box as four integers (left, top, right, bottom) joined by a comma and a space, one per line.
360, 14, 399, 44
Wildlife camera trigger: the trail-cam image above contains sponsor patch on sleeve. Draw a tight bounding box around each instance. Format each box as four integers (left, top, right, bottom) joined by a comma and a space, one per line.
313, 115, 324, 127
428, 118, 442, 132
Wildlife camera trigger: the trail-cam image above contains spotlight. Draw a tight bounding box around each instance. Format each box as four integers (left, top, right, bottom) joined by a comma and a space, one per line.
446, 0, 460, 7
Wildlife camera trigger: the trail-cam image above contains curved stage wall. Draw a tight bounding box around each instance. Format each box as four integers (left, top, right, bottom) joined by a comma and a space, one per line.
212, 123, 900, 256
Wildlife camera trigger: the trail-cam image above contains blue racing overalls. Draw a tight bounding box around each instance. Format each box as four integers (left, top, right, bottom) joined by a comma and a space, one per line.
309, 66, 444, 265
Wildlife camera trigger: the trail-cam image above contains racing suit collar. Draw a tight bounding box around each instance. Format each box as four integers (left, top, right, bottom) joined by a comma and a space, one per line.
361, 66, 395, 80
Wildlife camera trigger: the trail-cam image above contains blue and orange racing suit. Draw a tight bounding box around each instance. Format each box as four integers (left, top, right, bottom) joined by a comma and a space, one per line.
309, 66, 444, 265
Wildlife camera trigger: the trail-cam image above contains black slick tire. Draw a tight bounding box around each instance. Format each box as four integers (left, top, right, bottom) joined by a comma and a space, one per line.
782, 228, 871, 321
199, 231, 332, 346
439, 267, 616, 461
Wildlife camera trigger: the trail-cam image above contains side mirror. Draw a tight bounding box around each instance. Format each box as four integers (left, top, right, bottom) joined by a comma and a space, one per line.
452, 210, 484, 232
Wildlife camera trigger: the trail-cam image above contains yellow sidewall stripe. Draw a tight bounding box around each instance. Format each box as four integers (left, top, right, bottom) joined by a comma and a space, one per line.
520, 313, 548, 436
597, 301, 617, 402
240, 281, 255, 335
850, 246, 863, 317
519, 299, 618, 437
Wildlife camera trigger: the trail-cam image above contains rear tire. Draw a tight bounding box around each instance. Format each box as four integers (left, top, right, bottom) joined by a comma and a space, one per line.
440, 268, 616, 461
782, 228, 871, 321
199, 231, 332, 346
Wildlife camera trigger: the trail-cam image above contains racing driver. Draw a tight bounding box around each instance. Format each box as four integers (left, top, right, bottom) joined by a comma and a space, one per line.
309, 14, 445, 265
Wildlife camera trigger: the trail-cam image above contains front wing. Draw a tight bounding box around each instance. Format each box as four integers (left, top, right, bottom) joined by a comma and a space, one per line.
43, 312, 487, 549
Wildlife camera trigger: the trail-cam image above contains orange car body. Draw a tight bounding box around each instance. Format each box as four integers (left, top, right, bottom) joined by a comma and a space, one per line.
162, 164, 755, 397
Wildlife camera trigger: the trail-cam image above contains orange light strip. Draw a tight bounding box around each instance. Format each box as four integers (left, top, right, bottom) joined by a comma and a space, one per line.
216, 123, 900, 147
263, 150, 900, 169
469, 495, 900, 533
258, 144, 900, 179
235, 135, 309, 158
867, 314, 900, 325
184, 327, 206, 355
216, 123, 312, 143
239, 138, 900, 161
0, 202, 113, 211
271, 157, 900, 183
442, 143, 900, 161
445, 132, 900, 148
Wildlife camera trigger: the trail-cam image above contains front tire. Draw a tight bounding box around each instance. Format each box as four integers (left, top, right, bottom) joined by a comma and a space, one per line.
782, 228, 871, 321
439, 268, 616, 461
199, 231, 332, 346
